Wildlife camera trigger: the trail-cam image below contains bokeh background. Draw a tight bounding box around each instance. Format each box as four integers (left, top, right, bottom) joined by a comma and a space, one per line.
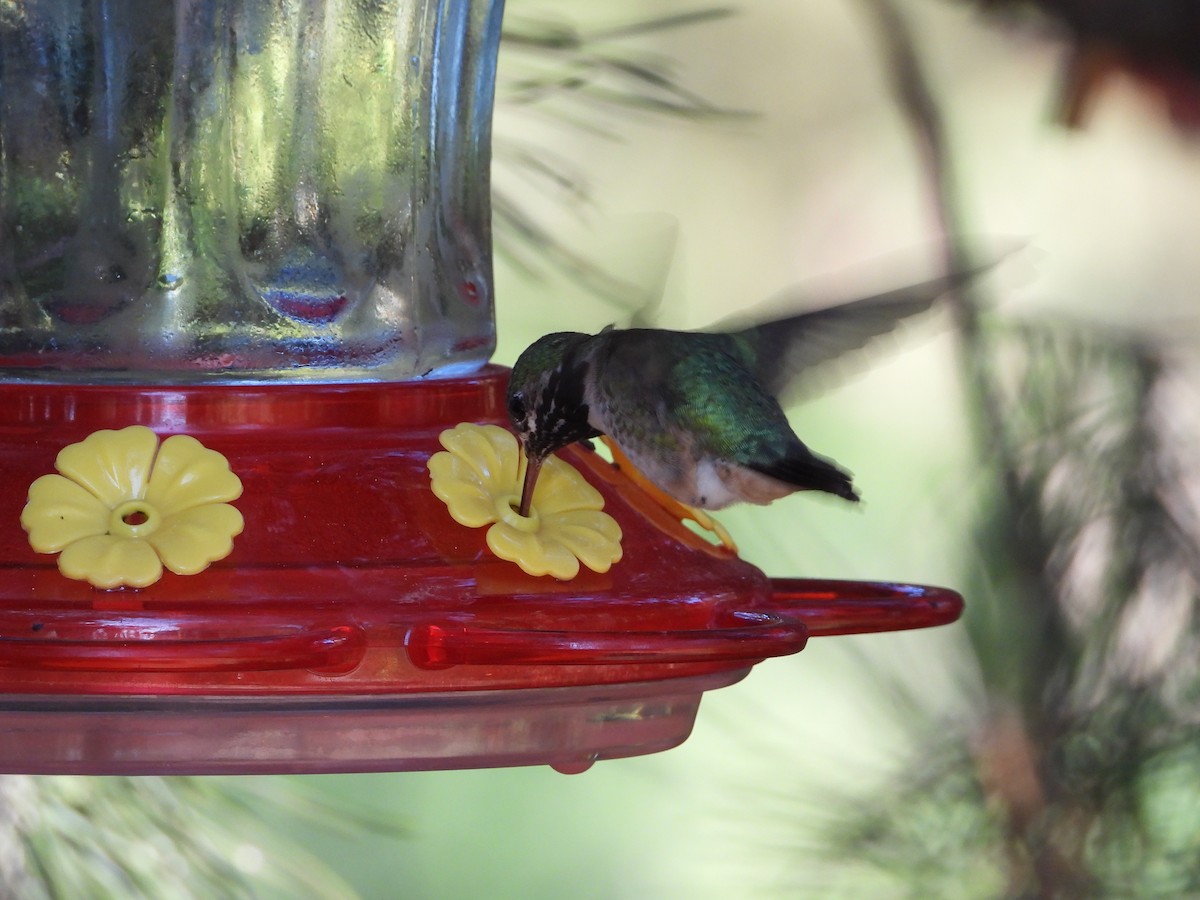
6, 0, 1200, 896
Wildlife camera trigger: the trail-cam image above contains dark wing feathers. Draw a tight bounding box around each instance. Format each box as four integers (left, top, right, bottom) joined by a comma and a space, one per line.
715, 273, 963, 399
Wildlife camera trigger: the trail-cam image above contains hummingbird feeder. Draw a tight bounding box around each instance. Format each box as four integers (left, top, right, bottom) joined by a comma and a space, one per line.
0, 0, 962, 775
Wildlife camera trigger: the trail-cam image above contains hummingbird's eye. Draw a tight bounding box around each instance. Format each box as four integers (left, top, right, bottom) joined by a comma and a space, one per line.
507, 392, 526, 421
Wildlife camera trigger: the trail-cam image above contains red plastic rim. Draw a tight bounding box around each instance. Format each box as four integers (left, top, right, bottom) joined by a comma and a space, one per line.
0, 373, 964, 698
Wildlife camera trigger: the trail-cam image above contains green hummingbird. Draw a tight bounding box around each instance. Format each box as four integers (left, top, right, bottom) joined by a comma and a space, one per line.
506, 274, 963, 517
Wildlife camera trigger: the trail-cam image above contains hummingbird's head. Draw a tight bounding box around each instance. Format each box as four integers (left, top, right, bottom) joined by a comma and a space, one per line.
506, 331, 595, 462
507, 331, 597, 517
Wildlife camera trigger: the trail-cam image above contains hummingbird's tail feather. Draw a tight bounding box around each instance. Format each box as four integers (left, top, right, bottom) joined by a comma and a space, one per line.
750, 452, 860, 503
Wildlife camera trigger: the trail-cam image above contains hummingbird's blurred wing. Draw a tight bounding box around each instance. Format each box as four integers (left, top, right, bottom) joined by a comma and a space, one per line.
713, 273, 965, 401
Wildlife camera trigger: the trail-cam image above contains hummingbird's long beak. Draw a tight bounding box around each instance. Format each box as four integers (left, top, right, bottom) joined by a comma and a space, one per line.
518, 452, 543, 518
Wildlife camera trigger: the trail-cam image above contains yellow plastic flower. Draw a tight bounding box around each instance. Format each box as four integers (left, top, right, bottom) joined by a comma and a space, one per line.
427, 423, 622, 580
21, 426, 244, 589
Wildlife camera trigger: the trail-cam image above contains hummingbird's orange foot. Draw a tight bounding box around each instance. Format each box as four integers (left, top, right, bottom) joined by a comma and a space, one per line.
598, 436, 738, 554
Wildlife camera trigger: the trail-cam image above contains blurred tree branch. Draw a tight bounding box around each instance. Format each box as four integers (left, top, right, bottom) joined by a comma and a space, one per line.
493, 8, 749, 302
792, 1, 1200, 897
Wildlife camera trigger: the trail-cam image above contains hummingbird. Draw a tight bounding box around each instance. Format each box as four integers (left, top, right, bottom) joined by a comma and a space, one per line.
506, 274, 965, 517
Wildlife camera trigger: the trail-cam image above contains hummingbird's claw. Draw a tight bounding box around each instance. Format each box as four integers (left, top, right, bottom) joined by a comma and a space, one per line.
599, 437, 739, 554
684, 507, 738, 555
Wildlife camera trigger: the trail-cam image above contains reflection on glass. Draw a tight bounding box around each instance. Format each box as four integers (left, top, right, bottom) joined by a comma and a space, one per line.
0, 0, 502, 382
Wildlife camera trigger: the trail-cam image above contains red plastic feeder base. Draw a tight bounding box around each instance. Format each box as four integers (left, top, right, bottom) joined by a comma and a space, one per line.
0, 368, 962, 774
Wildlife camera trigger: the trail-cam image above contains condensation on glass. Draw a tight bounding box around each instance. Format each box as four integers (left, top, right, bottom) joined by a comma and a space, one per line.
0, 0, 501, 382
